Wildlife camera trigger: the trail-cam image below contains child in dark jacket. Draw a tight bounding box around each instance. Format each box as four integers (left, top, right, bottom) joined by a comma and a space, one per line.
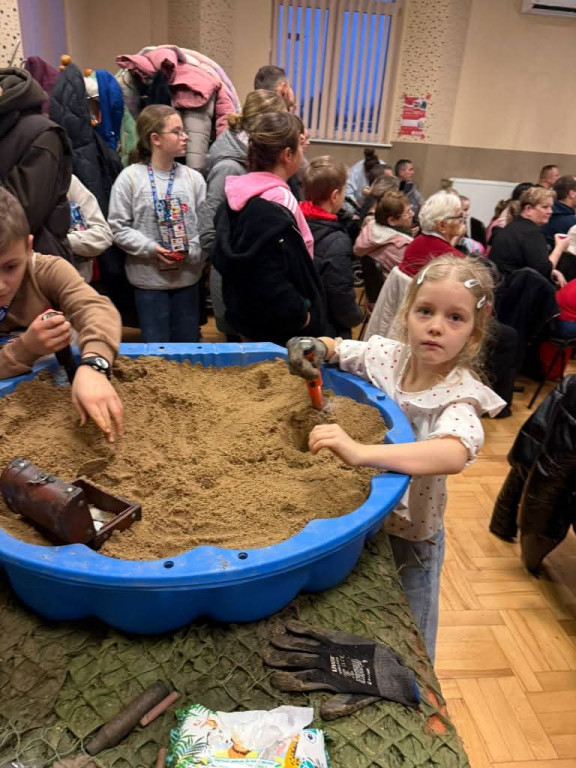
212, 112, 326, 345
300, 157, 363, 338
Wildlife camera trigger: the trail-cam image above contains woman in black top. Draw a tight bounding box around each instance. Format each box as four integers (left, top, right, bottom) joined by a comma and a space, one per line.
490, 186, 569, 285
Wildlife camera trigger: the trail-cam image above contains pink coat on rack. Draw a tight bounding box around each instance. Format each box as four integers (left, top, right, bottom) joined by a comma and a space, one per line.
116, 46, 235, 135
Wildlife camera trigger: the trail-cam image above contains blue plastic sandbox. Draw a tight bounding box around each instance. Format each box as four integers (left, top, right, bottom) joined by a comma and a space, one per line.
0, 343, 413, 634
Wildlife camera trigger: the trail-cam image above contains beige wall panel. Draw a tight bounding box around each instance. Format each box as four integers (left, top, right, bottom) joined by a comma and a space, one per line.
232, 0, 272, 102
167, 0, 200, 50
64, 0, 168, 73
451, 0, 576, 152
310, 140, 576, 199
199, 0, 233, 72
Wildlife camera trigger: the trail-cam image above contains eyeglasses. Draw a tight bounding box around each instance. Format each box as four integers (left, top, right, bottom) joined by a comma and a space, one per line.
445, 214, 464, 221
160, 129, 188, 139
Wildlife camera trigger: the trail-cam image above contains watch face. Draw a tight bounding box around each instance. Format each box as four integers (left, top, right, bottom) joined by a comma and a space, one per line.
92, 356, 109, 370
82, 356, 110, 376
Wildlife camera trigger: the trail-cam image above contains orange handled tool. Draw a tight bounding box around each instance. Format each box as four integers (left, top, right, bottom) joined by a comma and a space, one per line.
303, 345, 323, 410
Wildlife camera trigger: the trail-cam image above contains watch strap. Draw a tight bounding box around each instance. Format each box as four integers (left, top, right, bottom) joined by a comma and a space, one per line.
77, 356, 111, 380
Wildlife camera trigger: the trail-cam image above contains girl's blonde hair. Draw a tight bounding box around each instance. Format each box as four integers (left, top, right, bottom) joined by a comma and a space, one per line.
227, 89, 287, 133
130, 105, 178, 164
247, 111, 304, 172
398, 255, 495, 376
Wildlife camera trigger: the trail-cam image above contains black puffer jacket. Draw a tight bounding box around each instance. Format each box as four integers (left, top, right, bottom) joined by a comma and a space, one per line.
490, 375, 576, 572
50, 64, 122, 216
213, 198, 327, 345
305, 216, 363, 338
0, 67, 72, 260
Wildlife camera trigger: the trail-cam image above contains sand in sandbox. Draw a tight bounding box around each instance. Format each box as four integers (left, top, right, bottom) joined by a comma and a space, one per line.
0, 357, 387, 560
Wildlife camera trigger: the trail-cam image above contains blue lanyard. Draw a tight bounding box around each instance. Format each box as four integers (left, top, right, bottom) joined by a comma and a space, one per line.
147, 163, 177, 222
0, 305, 10, 323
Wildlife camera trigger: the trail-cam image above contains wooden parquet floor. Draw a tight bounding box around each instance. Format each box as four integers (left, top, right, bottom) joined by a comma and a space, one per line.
198, 317, 576, 768
439, 376, 576, 768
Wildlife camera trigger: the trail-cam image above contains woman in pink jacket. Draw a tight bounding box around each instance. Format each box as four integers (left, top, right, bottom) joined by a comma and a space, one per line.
354, 190, 414, 279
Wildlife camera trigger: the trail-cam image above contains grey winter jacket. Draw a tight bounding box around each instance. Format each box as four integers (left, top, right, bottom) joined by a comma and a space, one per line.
198, 129, 247, 256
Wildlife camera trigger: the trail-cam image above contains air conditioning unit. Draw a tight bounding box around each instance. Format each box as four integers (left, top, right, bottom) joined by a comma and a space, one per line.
521, 0, 576, 16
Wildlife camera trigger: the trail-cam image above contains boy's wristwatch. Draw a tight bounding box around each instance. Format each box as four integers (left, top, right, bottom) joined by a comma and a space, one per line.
77, 355, 111, 380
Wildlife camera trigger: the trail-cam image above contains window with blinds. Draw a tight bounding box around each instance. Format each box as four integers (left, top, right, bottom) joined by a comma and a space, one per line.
271, 0, 402, 143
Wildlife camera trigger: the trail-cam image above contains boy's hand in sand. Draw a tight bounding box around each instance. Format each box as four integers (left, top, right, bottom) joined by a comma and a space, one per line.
309, 424, 366, 466
72, 366, 124, 443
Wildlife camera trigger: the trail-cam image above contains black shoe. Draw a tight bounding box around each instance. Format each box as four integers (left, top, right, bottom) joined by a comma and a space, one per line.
494, 406, 512, 419
489, 525, 517, 543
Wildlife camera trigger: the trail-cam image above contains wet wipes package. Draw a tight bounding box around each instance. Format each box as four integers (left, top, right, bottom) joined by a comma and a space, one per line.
167, 703, 330, 768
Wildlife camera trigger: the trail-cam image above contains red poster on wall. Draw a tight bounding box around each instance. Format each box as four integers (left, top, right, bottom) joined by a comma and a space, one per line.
399, 94, 429, 139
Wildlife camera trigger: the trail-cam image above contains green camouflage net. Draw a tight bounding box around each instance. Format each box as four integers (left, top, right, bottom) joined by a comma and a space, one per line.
0, 531, 469, 768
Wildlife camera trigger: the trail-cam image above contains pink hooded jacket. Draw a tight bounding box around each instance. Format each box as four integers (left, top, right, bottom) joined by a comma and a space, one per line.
354, 221, 412, 277
225, 172, 314, 257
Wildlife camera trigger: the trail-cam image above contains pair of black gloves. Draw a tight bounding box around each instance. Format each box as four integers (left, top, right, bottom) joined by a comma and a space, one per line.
264, 621, 420, 720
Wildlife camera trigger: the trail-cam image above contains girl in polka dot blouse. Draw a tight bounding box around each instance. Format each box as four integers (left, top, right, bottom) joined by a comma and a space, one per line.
288, 255, 506, 661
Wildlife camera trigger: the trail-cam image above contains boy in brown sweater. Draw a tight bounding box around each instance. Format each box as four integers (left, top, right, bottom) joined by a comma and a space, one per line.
0, 188, 123, 442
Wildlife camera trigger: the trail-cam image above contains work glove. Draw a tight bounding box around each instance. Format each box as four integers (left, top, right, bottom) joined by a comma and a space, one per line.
263, 621, 420, 720
286, 337, 327, 381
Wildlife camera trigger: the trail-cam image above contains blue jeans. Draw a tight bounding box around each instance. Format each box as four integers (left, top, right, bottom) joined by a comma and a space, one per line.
134, 284, 200, 343
556, 319, 576, 339
389, 527, 445, 663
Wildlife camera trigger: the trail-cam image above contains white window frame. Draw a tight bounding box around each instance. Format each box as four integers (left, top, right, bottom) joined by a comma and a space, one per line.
271, 0, 403, 144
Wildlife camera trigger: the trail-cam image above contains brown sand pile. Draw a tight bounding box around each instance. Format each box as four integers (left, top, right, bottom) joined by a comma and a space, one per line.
0, 357, 387, 560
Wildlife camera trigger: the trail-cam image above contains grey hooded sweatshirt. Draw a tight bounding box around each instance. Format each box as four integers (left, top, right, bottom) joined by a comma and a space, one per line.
198, 128, 248, 256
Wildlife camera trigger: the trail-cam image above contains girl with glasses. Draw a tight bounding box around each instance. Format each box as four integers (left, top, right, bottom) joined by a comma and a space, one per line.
108, 105, 206, 343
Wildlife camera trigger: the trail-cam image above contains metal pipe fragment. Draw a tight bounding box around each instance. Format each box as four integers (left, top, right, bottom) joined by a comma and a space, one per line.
139, 691, 181, 727
85, 680, 170, 755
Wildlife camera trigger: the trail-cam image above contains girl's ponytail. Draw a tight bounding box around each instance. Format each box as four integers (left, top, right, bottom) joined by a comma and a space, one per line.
227, 89, 287, 134
227, 112, 244, 132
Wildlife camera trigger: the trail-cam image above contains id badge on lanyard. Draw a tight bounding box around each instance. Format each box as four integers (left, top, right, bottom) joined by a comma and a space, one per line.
147, 163, 188, 255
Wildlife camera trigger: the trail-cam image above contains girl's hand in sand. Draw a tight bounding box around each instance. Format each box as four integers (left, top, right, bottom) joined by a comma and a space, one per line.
309, 424, 367, 466
72, 366, 124, 443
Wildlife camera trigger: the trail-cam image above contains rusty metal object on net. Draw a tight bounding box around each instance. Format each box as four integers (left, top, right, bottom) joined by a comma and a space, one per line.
85, 681, 171, 755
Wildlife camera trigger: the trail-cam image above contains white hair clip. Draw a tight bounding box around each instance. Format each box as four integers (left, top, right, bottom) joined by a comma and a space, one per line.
416, 265, 431, 285
417, 269, 487, 308
464, 278, 487, 309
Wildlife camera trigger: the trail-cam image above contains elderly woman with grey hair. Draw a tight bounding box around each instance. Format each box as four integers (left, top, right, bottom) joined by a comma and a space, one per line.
389, 190, 518, 416
399, 191, 463, 277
